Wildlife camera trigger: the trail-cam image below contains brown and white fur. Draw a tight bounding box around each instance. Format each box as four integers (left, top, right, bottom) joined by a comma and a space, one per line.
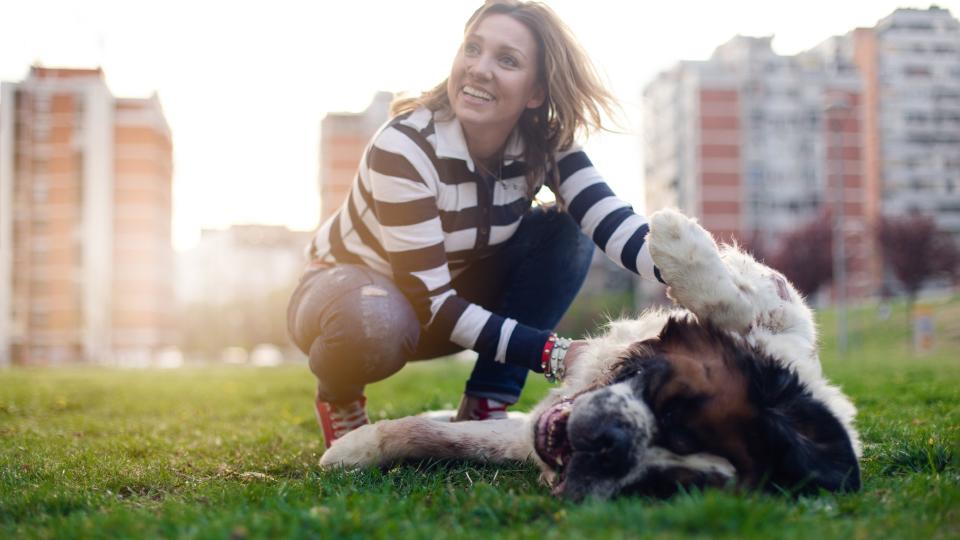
319, 209, 862, 500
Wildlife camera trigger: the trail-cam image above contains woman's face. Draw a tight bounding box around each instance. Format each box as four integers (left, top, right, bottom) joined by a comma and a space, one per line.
447, 13, 545, 141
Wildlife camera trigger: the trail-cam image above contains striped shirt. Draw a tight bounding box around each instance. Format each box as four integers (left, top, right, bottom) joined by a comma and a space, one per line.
311, 107, 661, 371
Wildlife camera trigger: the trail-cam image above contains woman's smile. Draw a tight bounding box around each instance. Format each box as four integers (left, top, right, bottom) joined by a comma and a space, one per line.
461, 85, 496, 104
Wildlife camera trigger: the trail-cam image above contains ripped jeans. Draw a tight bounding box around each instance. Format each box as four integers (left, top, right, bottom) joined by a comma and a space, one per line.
286, 208, 594, 404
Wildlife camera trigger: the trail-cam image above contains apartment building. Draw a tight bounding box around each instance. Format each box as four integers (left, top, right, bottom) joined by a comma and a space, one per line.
176, 224, 312, 307
318, 91, 392, 220
851, 7, 960, 235
0, 66, 173, 366
644, 36, 875, 297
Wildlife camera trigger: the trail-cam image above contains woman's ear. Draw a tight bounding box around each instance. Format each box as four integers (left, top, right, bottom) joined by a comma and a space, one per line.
526, 84, 546, 109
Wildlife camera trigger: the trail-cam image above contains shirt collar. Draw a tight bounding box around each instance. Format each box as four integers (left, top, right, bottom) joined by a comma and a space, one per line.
433, 111, 525, 173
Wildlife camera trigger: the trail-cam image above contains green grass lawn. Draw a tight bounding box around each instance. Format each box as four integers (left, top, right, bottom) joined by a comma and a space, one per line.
2, 298, 959, 539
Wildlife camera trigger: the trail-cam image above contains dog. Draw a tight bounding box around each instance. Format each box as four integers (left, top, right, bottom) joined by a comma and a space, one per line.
319, 208, 862, 500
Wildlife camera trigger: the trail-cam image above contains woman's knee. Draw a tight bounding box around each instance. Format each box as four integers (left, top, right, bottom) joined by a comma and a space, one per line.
301, 269, 420, 387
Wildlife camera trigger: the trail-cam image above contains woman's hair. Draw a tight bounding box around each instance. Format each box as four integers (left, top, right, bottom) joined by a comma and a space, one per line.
391, 0, 618, 198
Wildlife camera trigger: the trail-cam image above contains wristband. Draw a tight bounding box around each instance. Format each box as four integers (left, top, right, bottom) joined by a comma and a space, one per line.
541, 334, 556, 375
542, 333, 571, 383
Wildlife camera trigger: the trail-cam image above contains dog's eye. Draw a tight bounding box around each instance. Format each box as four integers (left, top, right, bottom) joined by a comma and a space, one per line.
660, 394, 708, 420
659, 399, 690, 425
656, 395, 709, 455
662, 427, 699, 455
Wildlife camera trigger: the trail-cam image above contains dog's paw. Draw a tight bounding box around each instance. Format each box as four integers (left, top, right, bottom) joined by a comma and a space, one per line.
648, 209, 756, 332
318, 423, 382, 470
648, 208, 721, 286
649, 208, 689, 243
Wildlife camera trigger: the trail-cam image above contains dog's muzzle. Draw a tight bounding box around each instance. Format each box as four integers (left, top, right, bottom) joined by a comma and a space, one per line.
535, 383, 656, 499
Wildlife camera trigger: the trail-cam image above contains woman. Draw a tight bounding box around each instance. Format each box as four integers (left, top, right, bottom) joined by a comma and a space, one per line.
288, 0, 663, 448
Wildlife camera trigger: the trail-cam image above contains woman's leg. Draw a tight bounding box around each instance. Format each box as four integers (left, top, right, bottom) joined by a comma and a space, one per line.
451, 208, 595, 404
287, 264, 420, 404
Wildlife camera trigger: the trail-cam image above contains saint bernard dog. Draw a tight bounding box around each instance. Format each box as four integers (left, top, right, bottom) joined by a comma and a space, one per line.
319, 208, 861, 500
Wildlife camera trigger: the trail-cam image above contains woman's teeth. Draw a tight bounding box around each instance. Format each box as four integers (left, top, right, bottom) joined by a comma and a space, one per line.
463, 86, 494, 101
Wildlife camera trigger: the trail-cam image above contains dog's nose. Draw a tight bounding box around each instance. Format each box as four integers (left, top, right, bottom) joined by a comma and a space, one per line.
573, 417, 632, 455
567, 412, 636, 475
565, 384, 654, 475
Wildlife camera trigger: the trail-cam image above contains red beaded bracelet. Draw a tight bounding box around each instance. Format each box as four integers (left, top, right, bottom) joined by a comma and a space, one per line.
541, 333, 557, 374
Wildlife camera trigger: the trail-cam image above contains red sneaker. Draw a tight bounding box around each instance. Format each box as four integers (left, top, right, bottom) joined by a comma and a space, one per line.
453, 394, 509, 421
315, 394, 368, 449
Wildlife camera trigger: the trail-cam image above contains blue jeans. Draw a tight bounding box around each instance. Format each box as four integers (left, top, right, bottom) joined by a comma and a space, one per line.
287, 208, 594, 404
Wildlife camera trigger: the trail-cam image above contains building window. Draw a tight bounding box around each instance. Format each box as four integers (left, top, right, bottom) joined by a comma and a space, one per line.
32, 181, 48, 203
30, 312, 48, 328
905, 111, 928, 125
35, 94, 51, 114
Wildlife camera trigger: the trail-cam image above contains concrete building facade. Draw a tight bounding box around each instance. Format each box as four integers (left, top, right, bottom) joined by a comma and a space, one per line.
0, 66, 173, 366
644, 36, 875, 298
318, 92, 392, 221
644, 7, 960, 300
176, 224, 312, 307
850, 7, 960, 235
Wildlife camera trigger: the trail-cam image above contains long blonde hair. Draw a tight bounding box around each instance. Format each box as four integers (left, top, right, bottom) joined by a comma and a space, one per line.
391, 0, 618, 198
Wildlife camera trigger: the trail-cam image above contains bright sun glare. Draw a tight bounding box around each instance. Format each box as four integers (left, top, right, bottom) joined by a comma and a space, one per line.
0, 0, 918, 249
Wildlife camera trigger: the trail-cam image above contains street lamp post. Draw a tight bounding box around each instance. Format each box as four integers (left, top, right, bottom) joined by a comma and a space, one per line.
826, 93, 850, 355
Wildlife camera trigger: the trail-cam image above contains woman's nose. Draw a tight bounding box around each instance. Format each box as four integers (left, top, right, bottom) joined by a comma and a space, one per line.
467, 57, 493, 81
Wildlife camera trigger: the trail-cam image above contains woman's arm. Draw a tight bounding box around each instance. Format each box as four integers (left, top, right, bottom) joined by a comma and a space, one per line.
552, 148, 665, 284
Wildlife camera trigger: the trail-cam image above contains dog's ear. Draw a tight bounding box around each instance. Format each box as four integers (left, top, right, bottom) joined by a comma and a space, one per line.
750, 361, 861, 494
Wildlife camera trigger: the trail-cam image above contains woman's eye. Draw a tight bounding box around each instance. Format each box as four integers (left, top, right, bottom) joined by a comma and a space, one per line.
500, 55, 518, 68
464, 43, 480, 55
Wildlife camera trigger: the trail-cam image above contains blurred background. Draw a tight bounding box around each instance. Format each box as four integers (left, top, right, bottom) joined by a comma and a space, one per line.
0, 0, 958, 367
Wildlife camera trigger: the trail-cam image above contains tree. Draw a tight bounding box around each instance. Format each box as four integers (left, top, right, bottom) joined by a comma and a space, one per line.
877, 213, 960, 309
766, 211, 834, 298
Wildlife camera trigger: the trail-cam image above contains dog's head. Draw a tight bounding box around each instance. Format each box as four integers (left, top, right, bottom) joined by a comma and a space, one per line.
532, 315, 861, 501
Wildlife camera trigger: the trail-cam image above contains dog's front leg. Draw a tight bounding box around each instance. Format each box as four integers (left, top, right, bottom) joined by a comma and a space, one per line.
319, 417, 532, 469
649, 209, 817, 358
648, 208, 757, 333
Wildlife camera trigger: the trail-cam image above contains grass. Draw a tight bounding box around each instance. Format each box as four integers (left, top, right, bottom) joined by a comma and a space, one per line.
1, 298, 959, 539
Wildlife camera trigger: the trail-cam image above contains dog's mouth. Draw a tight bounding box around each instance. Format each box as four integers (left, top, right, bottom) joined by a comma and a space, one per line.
534, 398, 574, 475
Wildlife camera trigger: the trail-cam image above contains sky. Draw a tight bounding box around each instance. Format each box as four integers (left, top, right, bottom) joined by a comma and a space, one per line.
1, 0, 950, 249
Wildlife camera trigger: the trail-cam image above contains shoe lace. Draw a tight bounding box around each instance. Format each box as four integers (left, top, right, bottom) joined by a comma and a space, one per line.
328, 399, 368, 437
474, 398, 508, 421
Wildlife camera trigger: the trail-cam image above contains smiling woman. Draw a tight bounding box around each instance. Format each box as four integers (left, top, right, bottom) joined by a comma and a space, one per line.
286, 0, 670, 450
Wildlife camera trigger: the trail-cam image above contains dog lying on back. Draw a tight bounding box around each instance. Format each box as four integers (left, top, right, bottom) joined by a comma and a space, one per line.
320, 208, 862, 500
